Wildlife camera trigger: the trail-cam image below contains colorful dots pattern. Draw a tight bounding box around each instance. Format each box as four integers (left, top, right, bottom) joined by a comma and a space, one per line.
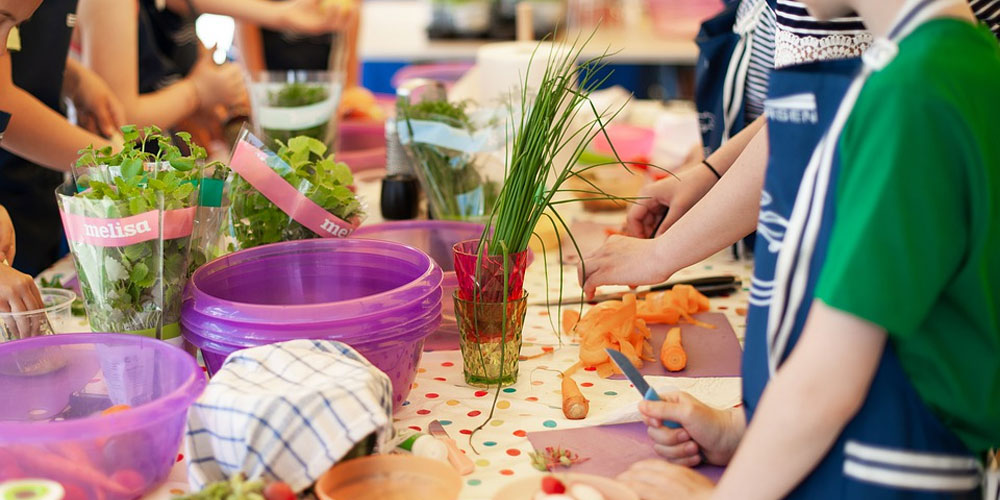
542, 420, 557, 428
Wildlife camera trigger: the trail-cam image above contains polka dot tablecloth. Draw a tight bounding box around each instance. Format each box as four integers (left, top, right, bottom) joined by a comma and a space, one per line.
138, 243, 751, 499
40, 183, 753, 499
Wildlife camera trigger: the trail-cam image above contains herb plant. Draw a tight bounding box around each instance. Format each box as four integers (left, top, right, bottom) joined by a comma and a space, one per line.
59, 125, 212, 339
228, 135, 363, 250
466, 34, 652, 448
263, 82, 331, 146
398, 98, 501, 221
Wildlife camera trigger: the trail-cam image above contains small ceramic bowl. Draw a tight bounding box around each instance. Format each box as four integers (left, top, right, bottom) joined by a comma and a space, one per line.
315, 455, 462, 500
492, 473, 640, 500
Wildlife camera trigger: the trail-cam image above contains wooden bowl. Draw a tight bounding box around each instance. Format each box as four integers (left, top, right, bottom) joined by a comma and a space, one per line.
316, 455, 462, 500
492, 473, 639, 500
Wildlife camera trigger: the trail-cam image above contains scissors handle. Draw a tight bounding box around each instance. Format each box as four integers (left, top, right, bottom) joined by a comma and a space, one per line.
643, 387, 681, 429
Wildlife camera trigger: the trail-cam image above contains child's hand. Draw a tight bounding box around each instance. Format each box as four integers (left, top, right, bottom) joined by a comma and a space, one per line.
578, 235, 673, 299
0, 263, 45, 340
0, 204, 14, 262
639, 392, 745, 467
617, 459, 715, 500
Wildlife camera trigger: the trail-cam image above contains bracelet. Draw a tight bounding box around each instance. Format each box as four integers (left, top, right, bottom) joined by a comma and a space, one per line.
702, 159, 722, 180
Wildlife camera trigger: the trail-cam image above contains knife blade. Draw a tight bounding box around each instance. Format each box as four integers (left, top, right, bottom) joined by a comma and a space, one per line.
428, 420, 475, 475
531, 275, 741, 306
605, 348, 680, 429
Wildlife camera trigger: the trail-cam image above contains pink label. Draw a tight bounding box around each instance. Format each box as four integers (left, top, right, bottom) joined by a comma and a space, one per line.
229, 140, 358, 238
61, 207, 195, 247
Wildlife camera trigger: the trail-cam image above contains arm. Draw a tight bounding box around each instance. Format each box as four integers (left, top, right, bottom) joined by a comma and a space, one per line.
77, 0, 200, 130
235, 21, 267, 76
0, 52, 110, 171
170, 0, 354, 35
62, 58, 126, 138
713, 301, 885, 499
625, 115, 767, 238
581, 121, 768, 295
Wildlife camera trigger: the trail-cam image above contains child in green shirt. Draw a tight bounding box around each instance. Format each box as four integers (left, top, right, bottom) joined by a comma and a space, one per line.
616, 1, 1000, 498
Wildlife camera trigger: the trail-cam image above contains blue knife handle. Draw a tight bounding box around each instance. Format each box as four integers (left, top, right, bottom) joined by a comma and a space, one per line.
643, 387, 681, 429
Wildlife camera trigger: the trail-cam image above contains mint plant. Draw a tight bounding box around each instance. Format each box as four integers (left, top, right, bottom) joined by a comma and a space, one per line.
228, 135, 363, 250
263, 82, 331, 146
58, 125, 213, 340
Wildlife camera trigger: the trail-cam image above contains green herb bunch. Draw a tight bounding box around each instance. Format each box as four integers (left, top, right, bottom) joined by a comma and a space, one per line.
60, 125, 213, 339
467, 34, 649, 449
398, 98, 501, 221
228, 135, 363, 250
263, 82, 331, 146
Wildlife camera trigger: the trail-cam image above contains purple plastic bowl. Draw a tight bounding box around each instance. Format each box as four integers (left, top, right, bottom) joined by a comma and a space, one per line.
182, 239, 443, 336
188, 309, 440, 410
352, 220, 487, 274
0, 333, 205, 497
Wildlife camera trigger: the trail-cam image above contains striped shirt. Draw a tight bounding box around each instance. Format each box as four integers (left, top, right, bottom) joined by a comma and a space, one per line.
771, 0, 999, 68
739, 0, 777, 122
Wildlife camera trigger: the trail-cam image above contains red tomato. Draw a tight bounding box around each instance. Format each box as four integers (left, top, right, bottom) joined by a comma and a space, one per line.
541, 476, 566, 494
263, 482, 296, 500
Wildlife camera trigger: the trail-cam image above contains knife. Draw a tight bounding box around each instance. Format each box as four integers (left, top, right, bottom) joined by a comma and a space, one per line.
532, 275, 741, 306
605, 348, 681, 429
428, 420, 475, 475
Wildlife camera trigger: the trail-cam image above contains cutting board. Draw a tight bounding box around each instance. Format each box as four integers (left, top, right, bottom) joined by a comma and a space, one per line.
612, 312, 742, 379
527, 421, 724, 482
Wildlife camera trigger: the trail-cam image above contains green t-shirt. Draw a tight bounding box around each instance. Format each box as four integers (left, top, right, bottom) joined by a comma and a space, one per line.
816, 19, 1000, 455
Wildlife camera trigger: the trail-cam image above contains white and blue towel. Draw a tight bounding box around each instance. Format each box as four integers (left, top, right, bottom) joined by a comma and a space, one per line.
185, 340, 393, 491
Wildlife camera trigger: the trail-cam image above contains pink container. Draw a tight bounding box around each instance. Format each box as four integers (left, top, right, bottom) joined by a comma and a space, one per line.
391, 63, 474, 90
647, 0, 724, 37
337, 121, 385, 171
0, 333, 205, 497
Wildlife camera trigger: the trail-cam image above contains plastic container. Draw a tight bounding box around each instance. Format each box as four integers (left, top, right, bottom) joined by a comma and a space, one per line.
337, 121, 385, 171
0, 333, 205, 498
316, 455, 461, 500
0, 289, 80, 342
249, 70, 344, 150
352, 221, 487, 274
181, 239, 443, 409
646, 0, 724, 37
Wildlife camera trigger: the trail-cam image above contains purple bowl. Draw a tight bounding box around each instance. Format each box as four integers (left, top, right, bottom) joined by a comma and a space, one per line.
188, 309, 440, 410
352, 221, 487, 273
0, 333, 205, 497
182, 239, 443, 337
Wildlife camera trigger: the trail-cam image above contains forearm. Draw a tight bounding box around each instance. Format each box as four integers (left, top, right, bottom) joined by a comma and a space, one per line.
0, 85, 109, 171
654, 121, 768, 270
187, 0, 290, 31
235, 22, 267, 75
712, 302, 886, 499
706, 115, 766, 176
62, 57, 84, 100
129, 80, 200, 130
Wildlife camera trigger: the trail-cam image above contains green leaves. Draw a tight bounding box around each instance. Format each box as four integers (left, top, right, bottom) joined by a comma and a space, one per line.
229, 134, 363, 249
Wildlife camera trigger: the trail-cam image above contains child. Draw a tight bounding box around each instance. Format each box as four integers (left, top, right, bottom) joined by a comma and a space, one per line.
615, 0, 1000, 498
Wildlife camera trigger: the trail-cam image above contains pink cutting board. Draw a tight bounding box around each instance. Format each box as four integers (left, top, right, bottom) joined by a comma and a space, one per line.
610, 312, 742, 379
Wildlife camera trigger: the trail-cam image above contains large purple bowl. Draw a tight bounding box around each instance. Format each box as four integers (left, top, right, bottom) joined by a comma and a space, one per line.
181, 239, 443, 410
0, 333, 205, 497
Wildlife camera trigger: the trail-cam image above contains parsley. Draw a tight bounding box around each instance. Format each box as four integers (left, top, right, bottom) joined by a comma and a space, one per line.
60, 125, 218, 337
228, 135, 363, 250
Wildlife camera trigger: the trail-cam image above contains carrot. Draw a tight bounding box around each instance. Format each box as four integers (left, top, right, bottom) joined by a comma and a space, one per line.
101, 404, 131, 416
561, 375, 589, 420
596, 361, 616, 378
562, 309, 581, 337
661, 327, 687, 372
563, 361, 582, 378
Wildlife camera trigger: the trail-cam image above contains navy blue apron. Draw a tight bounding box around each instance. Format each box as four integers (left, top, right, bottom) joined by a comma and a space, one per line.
0, 0, 77, 276
138, 0, 199, 94
695, 0, 741, 157
743, 1, 982, 496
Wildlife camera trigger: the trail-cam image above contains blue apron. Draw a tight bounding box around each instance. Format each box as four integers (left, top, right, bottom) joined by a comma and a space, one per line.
743, 2, 983, 496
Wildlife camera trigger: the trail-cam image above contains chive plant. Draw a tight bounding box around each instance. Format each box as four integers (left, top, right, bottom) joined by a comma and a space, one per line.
467, 33, 656, 448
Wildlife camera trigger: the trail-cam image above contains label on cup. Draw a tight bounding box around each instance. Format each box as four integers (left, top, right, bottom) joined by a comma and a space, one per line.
59, 207, 195, 247
97, 343, 156, 407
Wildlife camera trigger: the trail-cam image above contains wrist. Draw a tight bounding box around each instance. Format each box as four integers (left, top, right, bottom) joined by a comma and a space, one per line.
183, 77, 204, 113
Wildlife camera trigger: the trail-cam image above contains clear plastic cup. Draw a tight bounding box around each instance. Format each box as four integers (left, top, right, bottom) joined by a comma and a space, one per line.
0, 288, 79, 343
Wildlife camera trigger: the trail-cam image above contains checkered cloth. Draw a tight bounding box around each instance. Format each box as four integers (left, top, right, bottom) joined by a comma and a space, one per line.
184, 340, 394, 491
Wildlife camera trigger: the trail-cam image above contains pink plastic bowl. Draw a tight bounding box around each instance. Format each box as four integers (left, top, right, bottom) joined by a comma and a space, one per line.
0, 333, 205, 497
